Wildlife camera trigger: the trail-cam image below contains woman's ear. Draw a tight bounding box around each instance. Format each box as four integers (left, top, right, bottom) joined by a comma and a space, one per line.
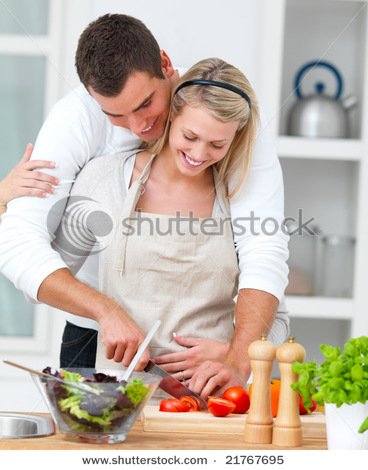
160, 50, 175, 77
168, 111, 178, 124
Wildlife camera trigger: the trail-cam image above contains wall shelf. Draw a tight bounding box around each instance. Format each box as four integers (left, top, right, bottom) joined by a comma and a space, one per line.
277, 136, 362, 160
286, 296, 354, 320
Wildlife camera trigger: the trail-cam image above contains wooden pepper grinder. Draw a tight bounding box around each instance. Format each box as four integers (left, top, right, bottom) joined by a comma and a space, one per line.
272, 336, 306, 447
244, 334, 276, 444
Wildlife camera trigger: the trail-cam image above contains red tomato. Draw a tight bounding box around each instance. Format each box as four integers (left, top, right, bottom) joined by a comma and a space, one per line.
207, 396, 236, 417
222, 386, 250, 414
159, 398, 190, 412
299, 395, 317, 415
179, 395, 201, 412
159, 399, 180, 412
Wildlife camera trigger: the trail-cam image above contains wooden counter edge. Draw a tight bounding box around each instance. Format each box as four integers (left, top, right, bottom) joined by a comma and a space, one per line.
0, 411, 327, 450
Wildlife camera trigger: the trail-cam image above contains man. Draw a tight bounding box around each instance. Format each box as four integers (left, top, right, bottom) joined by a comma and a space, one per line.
0, 14, 289, 396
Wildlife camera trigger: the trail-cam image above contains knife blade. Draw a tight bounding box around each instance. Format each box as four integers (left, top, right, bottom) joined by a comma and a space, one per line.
144, 360, 207, 409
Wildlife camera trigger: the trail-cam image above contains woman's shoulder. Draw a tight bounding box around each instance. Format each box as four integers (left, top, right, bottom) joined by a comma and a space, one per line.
130, 150, 155, 184
133, 150, 154, 171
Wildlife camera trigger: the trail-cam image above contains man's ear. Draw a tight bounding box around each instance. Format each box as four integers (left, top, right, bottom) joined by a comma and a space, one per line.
160, 50, 175, 77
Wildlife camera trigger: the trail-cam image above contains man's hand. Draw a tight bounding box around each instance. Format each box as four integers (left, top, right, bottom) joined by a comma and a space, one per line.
98, 303, 150, 369
0, 144, 58, 206
38, 268, 150, 370
187, 361, 247, 399
152, 335, 229, 381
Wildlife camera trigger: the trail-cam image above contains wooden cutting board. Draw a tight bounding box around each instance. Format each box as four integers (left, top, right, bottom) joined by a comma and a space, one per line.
141, 406, 326, 439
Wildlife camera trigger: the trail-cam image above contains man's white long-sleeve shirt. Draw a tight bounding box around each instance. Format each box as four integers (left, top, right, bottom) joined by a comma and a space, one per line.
0, 84, 289, 329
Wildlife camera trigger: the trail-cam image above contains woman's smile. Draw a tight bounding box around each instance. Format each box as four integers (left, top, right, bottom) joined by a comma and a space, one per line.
180, 151, 206, 169
165, 105, 239, 178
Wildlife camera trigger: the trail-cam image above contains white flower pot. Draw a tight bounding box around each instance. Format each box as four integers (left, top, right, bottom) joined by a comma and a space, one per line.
324, 402, 368, 450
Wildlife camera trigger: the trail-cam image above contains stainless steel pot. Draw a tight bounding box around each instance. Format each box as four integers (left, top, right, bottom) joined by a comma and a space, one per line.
287, 61, 356, 138
0, 412, 54, 439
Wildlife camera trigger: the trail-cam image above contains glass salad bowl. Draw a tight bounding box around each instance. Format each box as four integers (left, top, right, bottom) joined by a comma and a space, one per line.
32, 367, 160, 444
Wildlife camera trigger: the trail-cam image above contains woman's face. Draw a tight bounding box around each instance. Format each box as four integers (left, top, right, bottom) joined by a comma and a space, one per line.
168, 105, 240, 176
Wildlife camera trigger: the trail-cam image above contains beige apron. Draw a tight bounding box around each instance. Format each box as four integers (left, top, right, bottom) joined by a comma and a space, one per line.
96, 154, 239, 371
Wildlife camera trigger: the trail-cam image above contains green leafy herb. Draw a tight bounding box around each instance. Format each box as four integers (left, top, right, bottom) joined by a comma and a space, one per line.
291, 336, 368, 434
359, 416, 368, 433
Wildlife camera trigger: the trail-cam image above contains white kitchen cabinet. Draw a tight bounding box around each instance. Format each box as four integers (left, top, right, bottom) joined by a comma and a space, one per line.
259, 0, 368, 362
0, 0, 63, 343
0, 0, 65, 411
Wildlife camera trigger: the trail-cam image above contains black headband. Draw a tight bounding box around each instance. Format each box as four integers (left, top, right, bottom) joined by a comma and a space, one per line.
174, 79, 251, 109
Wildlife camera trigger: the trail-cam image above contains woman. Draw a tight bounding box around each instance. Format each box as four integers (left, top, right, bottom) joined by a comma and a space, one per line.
57, 57, 289, 393
0, 144, 58, 216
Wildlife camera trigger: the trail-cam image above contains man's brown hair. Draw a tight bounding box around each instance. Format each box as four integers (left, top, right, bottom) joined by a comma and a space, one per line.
75, 14, 164, 96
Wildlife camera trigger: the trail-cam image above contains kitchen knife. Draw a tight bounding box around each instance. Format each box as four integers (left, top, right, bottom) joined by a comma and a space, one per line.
144, 360, 207, 409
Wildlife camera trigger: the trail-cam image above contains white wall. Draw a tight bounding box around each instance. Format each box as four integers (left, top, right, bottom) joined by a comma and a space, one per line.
61, 0, 264, 98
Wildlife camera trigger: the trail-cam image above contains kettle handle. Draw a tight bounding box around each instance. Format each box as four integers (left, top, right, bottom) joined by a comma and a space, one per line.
294, 60, 343, 100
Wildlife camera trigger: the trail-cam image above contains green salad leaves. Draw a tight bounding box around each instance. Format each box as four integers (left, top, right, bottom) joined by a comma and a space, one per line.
120, 378, 151, 406
44, 368, 150, 432
291, 336, 368, 433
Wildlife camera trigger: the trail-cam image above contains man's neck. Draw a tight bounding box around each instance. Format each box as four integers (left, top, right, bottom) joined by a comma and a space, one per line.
170, 69, 181, 92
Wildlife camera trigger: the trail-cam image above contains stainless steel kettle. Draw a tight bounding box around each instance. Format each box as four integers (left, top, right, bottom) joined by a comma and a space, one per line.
287, 61, 356, 138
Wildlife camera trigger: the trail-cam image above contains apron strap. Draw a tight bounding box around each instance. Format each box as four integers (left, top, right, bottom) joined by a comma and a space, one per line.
212, 167, 231, 217
114, 153, 156, 273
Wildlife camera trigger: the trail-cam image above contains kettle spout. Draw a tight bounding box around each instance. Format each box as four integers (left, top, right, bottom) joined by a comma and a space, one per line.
342, 95, 357, 110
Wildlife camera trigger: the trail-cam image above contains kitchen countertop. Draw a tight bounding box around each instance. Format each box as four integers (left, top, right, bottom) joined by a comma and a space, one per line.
0, 412, 327, 450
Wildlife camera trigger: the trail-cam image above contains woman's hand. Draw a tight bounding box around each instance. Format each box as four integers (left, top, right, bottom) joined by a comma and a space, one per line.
187, 361, 247, 400
152, 335, 230, 381
0, 144, 59, 209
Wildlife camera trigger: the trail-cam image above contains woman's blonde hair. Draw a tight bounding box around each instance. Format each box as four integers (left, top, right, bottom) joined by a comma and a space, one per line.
149, 57, 260, 198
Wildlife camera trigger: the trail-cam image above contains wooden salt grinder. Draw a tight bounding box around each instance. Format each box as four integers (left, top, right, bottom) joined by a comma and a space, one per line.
272, 336, 306, 447
244, 334, 276, 444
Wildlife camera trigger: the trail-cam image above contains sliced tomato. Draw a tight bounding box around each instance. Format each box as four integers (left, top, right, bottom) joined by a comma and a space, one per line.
159, 399, 180, 412
179, 395, 201, 412
207, 396, 236, 417
159, 398, 191, 412
167, 398, 192, 412
222, 386, 250, 414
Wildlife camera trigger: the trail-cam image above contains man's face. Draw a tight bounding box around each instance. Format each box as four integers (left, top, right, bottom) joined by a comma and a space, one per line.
89, 70, 174, 142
